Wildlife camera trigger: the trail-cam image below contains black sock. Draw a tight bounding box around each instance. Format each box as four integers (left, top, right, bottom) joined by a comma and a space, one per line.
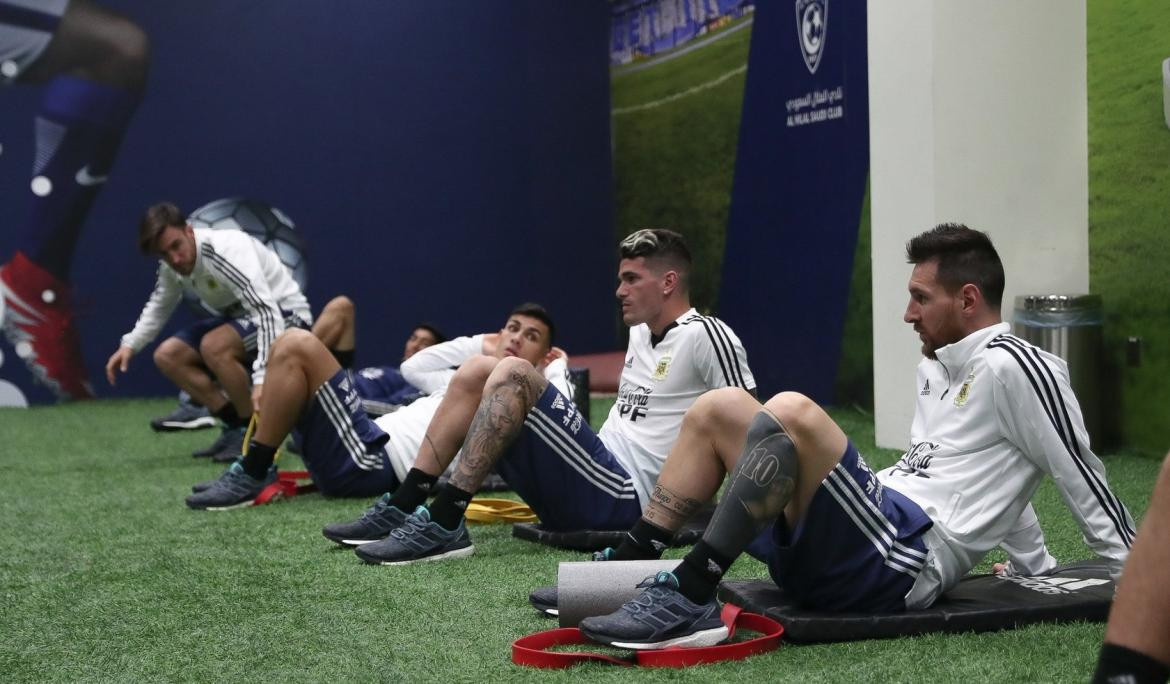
332, 349, 355, 369
428, 483, 474, 530
240, 441, 277, 479
611, 518, 674, 560
1092, 643, 1170, 684
387, 468, 438, 513
213, 403, 246, 429
673, 539, 734, 604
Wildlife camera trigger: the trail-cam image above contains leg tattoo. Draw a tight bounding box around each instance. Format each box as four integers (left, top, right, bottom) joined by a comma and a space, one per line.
645, 483, 705, 532
703, 409, 798, 559
449, 367, 544, 492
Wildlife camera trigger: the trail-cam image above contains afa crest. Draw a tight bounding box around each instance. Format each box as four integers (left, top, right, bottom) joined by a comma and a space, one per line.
652, 355, 672, 381
954, 371, 976, 407
795, 0, 828, 75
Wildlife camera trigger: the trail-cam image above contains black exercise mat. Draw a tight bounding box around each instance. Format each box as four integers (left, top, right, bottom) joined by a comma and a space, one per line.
717, 560, 1113, 643
512, 507, 714, 552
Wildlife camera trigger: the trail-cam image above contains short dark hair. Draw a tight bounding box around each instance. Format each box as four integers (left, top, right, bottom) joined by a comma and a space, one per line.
619, 228, 692, 290
509, 302, 555, 347
905, 223, 1005, 309
138, 202, 187, 254
413, 323, 446, 345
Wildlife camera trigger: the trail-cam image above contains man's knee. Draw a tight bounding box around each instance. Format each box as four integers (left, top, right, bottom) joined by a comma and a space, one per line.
485, 356, 541, 393
322, 295, 354, 322
682, 386, 756, 431
763, 391, 820, 435
269, 328, 317, 366
448, 355, 498, 394
153, 337, 193, 371
198, 326, 244, 364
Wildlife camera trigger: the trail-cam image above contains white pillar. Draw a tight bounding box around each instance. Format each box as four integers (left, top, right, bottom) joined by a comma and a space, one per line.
868, 0, 1089, 449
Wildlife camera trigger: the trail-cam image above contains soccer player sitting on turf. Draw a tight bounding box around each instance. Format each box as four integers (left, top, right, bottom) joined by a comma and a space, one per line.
1092, 451, 1170, 684
577, 223, 1134, 650
185, 302, 568, 512
341, 228, 754, 565
105, 202, 312, 461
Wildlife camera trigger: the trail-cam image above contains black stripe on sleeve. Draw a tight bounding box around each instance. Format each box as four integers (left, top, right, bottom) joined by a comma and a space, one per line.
989, 335, 1135, 546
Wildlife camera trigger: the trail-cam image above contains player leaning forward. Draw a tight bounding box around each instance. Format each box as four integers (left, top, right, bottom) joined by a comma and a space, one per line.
338, 228, 755, 564
106, 202, 311, 453
579, 224, 1134, 649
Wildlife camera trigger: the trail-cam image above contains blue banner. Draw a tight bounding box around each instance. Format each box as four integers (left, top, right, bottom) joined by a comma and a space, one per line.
718, 0, 869, 401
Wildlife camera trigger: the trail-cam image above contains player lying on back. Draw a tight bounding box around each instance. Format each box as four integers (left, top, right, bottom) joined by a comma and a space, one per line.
186, 302, 567, 512
577, 223, 1133, 650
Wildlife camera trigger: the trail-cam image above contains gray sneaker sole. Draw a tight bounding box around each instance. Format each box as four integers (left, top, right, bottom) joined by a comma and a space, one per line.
370, 544, 475, 566
152, 416, 218, 432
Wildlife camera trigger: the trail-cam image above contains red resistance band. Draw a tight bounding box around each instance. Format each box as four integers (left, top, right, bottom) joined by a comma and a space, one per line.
512, 603, 783, 668
253, 470, 317, 506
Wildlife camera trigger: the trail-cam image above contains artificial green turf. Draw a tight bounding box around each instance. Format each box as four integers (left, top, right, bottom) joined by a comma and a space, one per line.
0, 397, 1159, 681
1085, 1, 1170, 452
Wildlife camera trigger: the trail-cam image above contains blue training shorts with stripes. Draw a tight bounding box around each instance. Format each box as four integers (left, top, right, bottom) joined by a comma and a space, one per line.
495, 383, 643, 531
171, 310, 309, 356
295, 369, 397, 497
760, 442, 933, 613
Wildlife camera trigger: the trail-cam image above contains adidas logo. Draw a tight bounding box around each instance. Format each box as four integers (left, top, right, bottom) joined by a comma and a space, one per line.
997, 575, 1110, 595
551, 395, 565, 411
920, 380, 931, 396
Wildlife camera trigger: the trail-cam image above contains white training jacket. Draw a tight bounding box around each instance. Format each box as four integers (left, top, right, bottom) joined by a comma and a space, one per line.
119, 227, 310, 386
880, 322, 1135, 609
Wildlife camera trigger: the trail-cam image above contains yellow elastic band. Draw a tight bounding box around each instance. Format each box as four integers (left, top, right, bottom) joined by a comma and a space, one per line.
465, 498, 538, 524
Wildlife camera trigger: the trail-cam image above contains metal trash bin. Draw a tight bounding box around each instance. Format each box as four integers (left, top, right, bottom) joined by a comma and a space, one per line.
1012, 294, 1103, 447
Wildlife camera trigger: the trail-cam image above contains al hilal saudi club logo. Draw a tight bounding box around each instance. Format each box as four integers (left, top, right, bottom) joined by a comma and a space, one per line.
795, 0, 827, 74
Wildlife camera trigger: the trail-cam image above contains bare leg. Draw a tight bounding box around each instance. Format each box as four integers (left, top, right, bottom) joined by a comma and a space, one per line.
199, 324, 252, 418
643, 387, 762, 531
311, 295, 355, 352
410, 355, 499, 476
152, 337, 223, 409
448, 357, 548, 492
252, 329, 339, 446
1100, 454, 1170, 666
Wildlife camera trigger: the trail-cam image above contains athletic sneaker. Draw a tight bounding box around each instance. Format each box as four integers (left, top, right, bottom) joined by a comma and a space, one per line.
353, 506, 474, 565
321, 493, 409, 546
192, 425, 246, 460
151, 399, 216, 432
528, 547, 615, 615
0, 251, 94, 401
578, 571, 728, 650
191, 463, 278, 494
185, 462, 276, 510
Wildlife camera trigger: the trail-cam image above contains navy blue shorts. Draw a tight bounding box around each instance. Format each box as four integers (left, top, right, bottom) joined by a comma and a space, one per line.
350, 366, 423, 415
496, 383, 642, 531
171, 310, 310, 356
295, 369, 397, 497
761, 442, 933, 613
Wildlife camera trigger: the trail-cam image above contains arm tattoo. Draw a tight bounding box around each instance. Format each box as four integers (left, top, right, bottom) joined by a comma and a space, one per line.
645, 484, 705, 531
450, 366, 546, 491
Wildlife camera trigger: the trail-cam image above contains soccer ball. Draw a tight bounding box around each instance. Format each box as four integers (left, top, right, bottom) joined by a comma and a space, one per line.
187, 198, 308, 290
